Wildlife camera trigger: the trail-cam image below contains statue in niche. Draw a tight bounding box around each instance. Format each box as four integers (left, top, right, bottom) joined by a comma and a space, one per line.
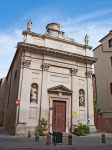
79, 89, 85, 107
30, 83, 38, 103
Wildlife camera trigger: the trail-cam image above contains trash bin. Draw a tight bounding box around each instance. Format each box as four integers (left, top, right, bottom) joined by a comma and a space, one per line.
53, 131, 62, 143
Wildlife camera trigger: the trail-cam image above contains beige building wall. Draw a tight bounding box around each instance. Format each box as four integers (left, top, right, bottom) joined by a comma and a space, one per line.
94, 31, 112, 117
0, 78, 7, 126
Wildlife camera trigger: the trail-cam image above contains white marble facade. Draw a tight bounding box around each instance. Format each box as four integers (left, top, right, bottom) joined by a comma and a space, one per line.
0, 22, 96, 135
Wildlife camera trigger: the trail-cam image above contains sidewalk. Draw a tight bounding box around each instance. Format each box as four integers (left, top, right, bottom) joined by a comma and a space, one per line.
0, 127, 112, 149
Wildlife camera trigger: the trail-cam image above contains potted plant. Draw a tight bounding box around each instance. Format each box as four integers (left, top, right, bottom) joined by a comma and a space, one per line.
38, 118, 48, 136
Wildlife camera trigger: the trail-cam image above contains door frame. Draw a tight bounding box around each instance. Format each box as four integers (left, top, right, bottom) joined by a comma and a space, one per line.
49, 96, 71, 133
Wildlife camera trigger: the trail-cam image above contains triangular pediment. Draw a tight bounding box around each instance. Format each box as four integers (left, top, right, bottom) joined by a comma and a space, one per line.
48, 85, 72, 94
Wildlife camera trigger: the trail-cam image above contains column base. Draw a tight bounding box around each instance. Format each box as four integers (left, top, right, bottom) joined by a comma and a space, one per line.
89, 125, 96, 133
16, 123, 36, 136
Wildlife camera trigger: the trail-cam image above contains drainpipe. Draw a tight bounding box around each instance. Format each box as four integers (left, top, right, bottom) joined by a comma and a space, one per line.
71, 72, 73, 132
39, 52, 44, 123
84, 35, 89, 125
86, 55, 89, 121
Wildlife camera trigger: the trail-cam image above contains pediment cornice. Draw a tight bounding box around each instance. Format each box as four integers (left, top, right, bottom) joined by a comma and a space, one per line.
48, 85, 72, 94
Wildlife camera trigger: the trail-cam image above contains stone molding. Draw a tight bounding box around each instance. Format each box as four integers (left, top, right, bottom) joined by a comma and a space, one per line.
41, 63, 51, 71
85, 71, 93, 78
48, 84, 72, 94
17, 42, 96, 65
21, 59, 31, 68
70, 68, 78, 75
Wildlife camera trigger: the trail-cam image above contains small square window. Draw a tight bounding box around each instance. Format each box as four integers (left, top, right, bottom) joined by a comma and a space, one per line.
110, 57, 112, 67
109, 39, 112, 48
0, 79, 2, 87
110, 83, 112, 94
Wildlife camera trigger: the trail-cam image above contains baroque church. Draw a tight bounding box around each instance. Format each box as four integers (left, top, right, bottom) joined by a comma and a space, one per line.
0, 21, 96, 135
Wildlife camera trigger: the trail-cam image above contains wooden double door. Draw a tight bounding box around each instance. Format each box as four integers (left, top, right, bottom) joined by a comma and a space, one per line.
52, 101, 66, 132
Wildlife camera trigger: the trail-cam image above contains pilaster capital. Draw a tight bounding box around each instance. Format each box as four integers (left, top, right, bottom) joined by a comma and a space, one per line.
41, 63, 51, 71
85, 71, 93, 78
70, 68, 78, 75
21, 59, 31, 68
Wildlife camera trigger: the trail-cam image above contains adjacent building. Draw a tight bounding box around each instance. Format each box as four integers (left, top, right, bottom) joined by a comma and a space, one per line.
0, 22, 96, 135
0, 78, 7, 126
93, 30, 112, 132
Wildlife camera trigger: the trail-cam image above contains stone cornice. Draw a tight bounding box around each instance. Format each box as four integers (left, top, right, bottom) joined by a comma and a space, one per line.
17, 42, 96, 65
22, 30, 92, 49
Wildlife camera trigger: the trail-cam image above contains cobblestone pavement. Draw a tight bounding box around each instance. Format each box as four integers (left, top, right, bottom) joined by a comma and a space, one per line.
0, 128, 112, 150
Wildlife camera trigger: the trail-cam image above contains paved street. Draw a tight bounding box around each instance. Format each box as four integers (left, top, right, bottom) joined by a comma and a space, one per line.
0, 128, 112, 149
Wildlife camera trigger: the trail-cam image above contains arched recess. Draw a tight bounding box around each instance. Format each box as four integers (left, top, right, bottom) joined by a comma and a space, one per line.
30, 83, 38, 103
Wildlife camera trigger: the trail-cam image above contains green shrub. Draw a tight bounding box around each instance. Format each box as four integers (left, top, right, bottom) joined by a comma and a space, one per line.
37, 118, 47, 135
73, 123, 89, 136
94, 99, 99, 112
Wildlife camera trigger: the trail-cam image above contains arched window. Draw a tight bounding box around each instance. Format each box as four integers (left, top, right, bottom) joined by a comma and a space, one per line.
30, 83, 38, 103
79, 89, 85, 107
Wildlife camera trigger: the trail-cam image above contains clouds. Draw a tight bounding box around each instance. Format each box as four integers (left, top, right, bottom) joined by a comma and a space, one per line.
63, 8, 112, 25
59, 9, 112, 47
30, 8, 112, 47
0, 29, 22, 77
0, 7, 112, 78
62, 19, 111, 47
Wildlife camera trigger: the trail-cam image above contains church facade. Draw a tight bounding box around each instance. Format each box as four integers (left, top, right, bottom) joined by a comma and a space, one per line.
0, 22, 96, 135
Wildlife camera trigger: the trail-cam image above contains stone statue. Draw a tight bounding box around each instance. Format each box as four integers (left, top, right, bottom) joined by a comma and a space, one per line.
30, 84, 38, 103
79, 90, 85, 106
27, 20, 32, 31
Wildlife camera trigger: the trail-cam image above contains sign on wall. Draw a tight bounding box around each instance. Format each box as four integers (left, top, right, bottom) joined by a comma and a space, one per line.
16, 99, 20, 106
72, 111, 77, 117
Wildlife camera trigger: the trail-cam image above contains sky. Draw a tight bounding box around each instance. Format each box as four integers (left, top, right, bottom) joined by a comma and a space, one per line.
0, 0, 112, 78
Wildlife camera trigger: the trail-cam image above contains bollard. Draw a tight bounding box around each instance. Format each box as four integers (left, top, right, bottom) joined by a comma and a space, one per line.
53, 132, 56, 146
28, 130, 31, 138
35, 126, 39, 141
101, 133, 106, 143
68, 134, 72, 145
46, 134, 51, 145
35, 132, 39, 142
54, 134, 56, 146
